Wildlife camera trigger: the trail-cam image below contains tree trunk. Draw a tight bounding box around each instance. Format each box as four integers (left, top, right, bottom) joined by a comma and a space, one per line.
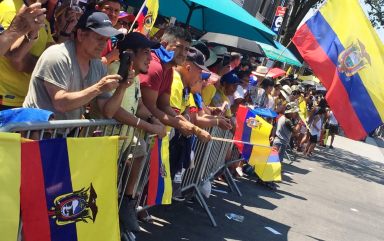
281, 0, 321, 46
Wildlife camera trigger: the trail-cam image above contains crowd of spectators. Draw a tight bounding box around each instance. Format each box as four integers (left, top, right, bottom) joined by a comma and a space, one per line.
0, 0, 338, 237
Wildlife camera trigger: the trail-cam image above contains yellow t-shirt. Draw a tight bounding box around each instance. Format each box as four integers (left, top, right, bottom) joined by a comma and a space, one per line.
201, 84, 232, 117
0, 0, 54, 106
170, 70, 189, 114
91, 61, 142, 148
201, 84, 216, 106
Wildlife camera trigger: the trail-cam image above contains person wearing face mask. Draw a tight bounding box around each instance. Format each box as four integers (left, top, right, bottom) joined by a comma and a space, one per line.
139, 26, 211, 143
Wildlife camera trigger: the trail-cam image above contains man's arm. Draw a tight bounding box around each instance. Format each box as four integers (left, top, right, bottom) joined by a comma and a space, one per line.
136, 98, 162, 126
0, 3, 46, 56
44, 74, 121, 113
0, 29, 22, 56
101, 71, 135, 118
98, 98, 166, 138
190, 111, 232, 130
141, 87, 211, 141
141, 87, 185, 129
5, 32, 40, 73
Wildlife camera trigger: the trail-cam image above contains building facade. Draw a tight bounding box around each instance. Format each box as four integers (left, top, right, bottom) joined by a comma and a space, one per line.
240, 0, 288, 27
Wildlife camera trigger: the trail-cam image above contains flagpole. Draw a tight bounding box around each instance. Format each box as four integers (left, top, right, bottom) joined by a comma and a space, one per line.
209, 136, 271, 148
274, 39, 293, 64
128, 0, 148, 33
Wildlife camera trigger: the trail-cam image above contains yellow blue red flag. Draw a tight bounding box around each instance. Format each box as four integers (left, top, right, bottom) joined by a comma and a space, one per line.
0, 132, 21, 241
147, 135, 172, 205
293, 0, 384, 140
234, 105, 281, 181
21, 137, 120, 241
137, 0, 159, 36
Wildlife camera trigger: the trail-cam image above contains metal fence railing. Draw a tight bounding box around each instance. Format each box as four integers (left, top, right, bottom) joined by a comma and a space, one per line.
1, 120, 244, 239
181, 127, 243, 227
2, 119, 152, 241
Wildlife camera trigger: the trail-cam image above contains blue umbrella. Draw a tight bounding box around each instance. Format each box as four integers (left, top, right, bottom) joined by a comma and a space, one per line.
158, 0, 276, 45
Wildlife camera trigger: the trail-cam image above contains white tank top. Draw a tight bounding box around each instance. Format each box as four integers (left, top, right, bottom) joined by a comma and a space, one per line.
310, 116, 322, 136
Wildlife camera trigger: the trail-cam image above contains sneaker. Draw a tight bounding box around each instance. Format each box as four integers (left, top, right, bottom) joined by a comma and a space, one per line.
119, 196, 140, 233
138, 209, 153, 223
235, 166, 244, 177
329, 145, 334, 149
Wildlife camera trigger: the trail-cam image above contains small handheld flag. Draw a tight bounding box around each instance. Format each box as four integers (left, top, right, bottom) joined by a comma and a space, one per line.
147, 135, 172, 206
134, 0, 159, 36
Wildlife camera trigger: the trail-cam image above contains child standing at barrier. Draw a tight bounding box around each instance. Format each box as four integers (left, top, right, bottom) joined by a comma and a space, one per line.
272, 102, 300, 162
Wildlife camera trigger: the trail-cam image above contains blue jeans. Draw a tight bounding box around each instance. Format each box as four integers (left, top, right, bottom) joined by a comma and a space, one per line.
272, 142, 287, 162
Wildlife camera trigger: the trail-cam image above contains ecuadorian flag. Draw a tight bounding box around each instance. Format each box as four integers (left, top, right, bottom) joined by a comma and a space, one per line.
21, 137, 120, 241
137, 0, 159, 36
234, 105, 280, 181
0, 133, 21, 241
234, 105, 272, 162
147, 135, 172, 206
293, 0, 384, 140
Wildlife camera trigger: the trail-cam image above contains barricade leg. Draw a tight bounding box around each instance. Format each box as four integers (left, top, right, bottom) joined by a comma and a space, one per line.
194, 185, 217, 227
224, 167, 242, 197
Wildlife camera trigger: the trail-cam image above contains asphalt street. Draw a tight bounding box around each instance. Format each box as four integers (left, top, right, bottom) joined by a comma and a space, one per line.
136, 136, 384, 241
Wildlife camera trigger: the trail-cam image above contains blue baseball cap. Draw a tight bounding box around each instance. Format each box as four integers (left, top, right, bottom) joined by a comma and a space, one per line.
249, 75, 258, 86
221, 70, 241, 85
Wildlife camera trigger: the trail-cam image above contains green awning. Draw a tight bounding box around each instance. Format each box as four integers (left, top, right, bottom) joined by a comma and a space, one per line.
258, 41, 302, 67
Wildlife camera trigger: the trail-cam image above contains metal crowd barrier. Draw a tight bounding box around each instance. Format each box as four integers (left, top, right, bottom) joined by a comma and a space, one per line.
181, 126, 243, 227
1, 119, 152, 241
1, 120, 246, 239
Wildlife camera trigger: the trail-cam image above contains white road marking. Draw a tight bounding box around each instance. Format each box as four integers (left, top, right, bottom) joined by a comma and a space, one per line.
265, 227, 282, 235
350, 208, 359, 212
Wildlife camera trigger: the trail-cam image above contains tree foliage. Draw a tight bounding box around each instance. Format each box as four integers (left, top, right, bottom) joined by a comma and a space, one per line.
364, 0, 384, 28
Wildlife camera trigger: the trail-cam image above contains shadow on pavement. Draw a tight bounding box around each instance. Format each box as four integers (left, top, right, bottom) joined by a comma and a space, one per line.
136, 177, 292, 241
308, 146, 384, 185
